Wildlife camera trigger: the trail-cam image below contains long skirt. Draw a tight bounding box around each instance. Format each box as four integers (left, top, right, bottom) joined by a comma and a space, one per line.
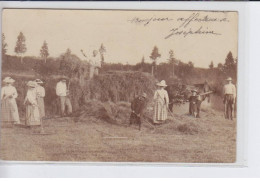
25, 105, 40, 126
37, 97, 45, 119
153, 99, 168, 121
1, 98, 20, 124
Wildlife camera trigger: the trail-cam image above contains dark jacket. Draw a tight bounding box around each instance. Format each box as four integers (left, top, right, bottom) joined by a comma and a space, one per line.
131, 96, 147, 116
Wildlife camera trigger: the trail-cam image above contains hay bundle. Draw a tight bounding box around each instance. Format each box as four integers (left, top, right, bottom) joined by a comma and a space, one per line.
86, 71, 156, 102
74, 100, 132, 125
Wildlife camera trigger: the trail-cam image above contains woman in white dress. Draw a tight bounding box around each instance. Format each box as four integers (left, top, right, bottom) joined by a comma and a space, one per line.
153, 80, 169, 124
35, 79, 45, 120
24, 81, 41, 126
1, 77, 20, 125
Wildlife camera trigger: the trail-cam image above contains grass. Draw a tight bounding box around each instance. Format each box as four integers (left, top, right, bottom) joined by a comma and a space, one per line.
0, 99, 236, 163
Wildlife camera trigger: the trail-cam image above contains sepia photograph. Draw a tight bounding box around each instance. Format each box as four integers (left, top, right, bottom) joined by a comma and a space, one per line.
0, 9, 238, 163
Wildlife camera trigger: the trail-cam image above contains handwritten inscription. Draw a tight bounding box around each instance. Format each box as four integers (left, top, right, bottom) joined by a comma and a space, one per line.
128, 12, 229, 39
128, 17, 173, 26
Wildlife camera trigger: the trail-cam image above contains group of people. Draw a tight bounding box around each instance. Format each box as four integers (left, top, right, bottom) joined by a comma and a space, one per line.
129, 77, 237, 130
1, 76, 73, 127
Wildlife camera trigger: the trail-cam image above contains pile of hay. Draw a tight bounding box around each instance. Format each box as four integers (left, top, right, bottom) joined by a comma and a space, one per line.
85, 71, 157, 102
74, 100, 132, 125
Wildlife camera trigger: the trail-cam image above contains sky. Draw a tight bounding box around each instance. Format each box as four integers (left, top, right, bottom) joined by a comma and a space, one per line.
2, 9, 238, 68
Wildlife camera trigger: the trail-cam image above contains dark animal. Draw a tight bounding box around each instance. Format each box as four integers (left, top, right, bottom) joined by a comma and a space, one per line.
129, 96, 147, 130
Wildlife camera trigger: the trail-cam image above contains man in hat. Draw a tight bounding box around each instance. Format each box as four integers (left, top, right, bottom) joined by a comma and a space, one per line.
189, 89, 203, 118
89, 50, 101, 79
129, 93, 148, 130
56, 76, 72, 117
223, 77, 236, 120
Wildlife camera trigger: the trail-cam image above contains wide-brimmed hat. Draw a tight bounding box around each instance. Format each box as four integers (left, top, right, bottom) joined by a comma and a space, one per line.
59, 75, 68, 81
3, 77, 15, 83
226, 77, 232, 81
35, 79, 43, 84
191, 89, 198, 93
156, 80, 167, 87
27, 81, 37, 88
141, 93, 147, 98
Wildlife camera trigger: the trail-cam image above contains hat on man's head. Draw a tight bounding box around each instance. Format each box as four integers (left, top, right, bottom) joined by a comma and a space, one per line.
3, 77, 15, 83
27, 81, 37, 88
226, 77, 232, 81
141, 93, 147, 98
191, 89, 198, 93
35, 79, 43, 84
59, 75, 68, 81
156, 80, 167, 87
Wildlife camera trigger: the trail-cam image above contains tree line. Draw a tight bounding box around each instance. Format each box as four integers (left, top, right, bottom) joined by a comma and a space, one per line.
2, 32, 237, 85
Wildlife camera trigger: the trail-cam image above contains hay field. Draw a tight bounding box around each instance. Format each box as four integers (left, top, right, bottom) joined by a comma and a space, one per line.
0, 97, 236, 163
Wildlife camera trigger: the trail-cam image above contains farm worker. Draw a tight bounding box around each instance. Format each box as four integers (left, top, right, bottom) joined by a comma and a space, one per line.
223, 77, 236, 120
189, 89, 202, 118
35, 79, 45, 120
203, 80, 211, 103
1, 77, 20, 125
129, 93, 148, 130
89, 50, 101, 79
56, 76, 72, 117
153, 80, 169, 124
24, 81, 41, 126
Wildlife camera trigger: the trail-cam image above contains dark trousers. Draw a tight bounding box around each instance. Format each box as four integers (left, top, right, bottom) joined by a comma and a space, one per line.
189, 101, 202, 118
129, 112, 142, 130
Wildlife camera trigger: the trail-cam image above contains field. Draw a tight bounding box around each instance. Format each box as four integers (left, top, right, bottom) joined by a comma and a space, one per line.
0, 95, 236, 162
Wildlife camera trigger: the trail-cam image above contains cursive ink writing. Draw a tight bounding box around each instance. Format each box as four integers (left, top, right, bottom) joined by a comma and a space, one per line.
128, 16, 174, 26
177, 12, 229, 28
165, 26, 221, 39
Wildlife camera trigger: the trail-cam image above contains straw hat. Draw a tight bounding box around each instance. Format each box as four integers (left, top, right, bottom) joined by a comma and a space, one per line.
156, 80, 167, 87
35, 79, 43, 84
191, 89, 198, 93
226, 77, 232, 81
3, 77, 15, 83
141, 93, 147, 98
27, 81, 37, 88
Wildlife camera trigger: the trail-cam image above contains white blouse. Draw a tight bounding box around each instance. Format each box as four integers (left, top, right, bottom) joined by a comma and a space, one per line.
36, 85, 45, 98
25, 89, 38, 106
1, 85, 18, 100
153, 89, 169, 104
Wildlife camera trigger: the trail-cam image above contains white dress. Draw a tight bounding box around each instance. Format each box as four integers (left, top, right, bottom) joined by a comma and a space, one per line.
153, 89, 169, 122
24, 88, 41, 126
36, 85, 45, 119
1, 85, 20, 124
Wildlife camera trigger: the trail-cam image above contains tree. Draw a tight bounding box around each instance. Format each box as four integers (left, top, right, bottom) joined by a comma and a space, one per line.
40, 40, 49, 63
209, 61, 214, 69
99, 43, 106, 66
14, 32, 27, 63
149, 46, 161, 76
2, 33, 8, 56
168, 50, 177, 78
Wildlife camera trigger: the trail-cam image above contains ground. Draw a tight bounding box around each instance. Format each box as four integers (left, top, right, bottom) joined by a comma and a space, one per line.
0, 96, 236, 162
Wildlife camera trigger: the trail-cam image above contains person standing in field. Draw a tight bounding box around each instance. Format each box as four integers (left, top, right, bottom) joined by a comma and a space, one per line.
153, 80, 169, 124
89, 50, 101, 79
35, 79, 45, 121
24, 81, 41, 126
223, 77, 236, 120
56, 76, 72, 117
129, 93, 148, 130
1, 77, 20, 125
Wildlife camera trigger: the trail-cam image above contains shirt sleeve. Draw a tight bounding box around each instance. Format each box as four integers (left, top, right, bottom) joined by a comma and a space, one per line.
233, 85, 236, 98
153, 90, 158, 100
38, 87, 45, 97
